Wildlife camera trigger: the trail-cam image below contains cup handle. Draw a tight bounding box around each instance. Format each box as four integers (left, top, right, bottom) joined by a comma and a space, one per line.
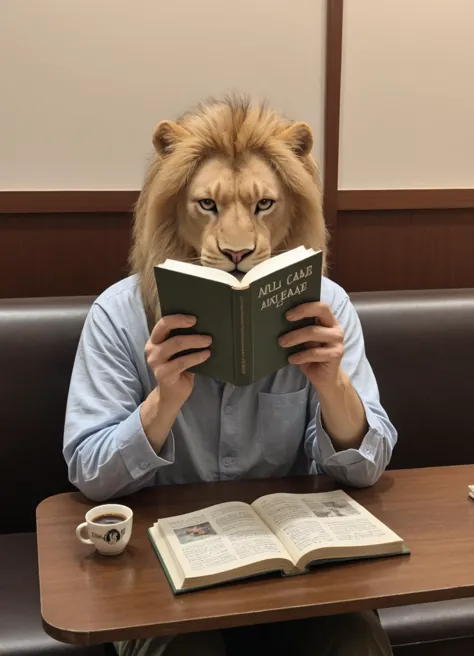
76, 522, 93, 545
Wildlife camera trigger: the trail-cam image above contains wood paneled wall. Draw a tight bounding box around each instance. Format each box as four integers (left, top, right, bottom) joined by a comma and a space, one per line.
324, 0, 474, 294
3, 204, 473, 299
336, 208, 474, 292
0, 212, 131, 298
1, 0, 473, 299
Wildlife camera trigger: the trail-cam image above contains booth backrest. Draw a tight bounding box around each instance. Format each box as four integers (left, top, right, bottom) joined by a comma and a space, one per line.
352, 288, 474, 470
1, 288, 473, 533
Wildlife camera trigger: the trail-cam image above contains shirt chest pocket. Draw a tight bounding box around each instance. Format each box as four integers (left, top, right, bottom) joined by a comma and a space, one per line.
257, 385, 309, 466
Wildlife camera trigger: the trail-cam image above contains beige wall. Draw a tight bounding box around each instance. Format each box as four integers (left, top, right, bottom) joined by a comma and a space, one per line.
339, 0, 474, 190
0, 0, 326, 191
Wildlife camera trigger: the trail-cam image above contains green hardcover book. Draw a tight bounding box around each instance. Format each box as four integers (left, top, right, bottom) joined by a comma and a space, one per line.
147, 490, 409, 594
154, 246, 323, 385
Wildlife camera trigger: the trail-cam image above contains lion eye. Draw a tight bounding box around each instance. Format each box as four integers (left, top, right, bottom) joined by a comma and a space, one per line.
256, 198, 274, 213
198, 198, 217, 212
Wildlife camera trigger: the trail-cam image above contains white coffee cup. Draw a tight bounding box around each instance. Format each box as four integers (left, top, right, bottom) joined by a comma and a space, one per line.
76, 504, 133, 555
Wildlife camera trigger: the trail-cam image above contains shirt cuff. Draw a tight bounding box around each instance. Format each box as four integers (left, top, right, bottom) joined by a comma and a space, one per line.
313, 401, 384, 468
116, 407, 175, 480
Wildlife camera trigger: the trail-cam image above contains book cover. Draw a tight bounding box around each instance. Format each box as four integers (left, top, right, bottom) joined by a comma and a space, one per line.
148, 527, 410, 595
154, 249, 322, 385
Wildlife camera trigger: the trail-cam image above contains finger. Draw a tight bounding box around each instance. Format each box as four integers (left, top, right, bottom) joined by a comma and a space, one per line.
286, 302, 337, 327
157, 349, 211, 384
288, 345, 343, 365
279, 325, 342, 348
157, 334, 212, 364
150, 314, 196, 345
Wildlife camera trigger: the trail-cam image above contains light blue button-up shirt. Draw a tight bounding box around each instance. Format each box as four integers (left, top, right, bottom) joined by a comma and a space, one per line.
63, 275, 397, 502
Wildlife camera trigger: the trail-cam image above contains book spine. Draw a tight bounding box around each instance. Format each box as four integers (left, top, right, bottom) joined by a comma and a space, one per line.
232, 288, 253, 385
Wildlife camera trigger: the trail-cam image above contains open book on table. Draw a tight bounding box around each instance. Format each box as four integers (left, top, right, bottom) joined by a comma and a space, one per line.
148, 489, 408, 594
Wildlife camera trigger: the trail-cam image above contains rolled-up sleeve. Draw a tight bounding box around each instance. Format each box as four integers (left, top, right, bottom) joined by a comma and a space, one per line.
63, 303, 174, 501
305, 293, 397, 487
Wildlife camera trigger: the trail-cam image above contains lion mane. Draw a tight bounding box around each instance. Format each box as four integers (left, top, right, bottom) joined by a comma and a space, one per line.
129, 95, 327, 324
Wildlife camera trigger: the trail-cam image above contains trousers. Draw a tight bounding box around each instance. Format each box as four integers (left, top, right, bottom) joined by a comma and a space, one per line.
115, 611, 393, 655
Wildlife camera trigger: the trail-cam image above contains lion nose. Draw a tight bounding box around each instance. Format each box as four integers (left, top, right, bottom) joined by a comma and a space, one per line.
221, 248, 254, 264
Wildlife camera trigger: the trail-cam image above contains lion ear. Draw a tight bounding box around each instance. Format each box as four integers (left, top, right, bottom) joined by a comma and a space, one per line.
153, 120, 190, 157
278, 122, 313, 157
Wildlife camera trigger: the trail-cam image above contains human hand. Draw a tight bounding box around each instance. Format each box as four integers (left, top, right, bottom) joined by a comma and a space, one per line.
278, 302, 344, 393
145, 315, 211, 410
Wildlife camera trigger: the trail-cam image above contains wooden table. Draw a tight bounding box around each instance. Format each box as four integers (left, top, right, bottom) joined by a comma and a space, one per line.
36, 465, 474, 645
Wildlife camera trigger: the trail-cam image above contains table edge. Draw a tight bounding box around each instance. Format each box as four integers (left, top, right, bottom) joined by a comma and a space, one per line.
41, 583, 474, 645
37, 466, 474, 644
37, 491, 81, 516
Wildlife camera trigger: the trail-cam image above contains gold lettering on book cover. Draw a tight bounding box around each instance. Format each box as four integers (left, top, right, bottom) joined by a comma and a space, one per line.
257, 265, 313, 311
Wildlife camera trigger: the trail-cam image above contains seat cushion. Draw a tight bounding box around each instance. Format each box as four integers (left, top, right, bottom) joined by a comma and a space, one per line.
0, 533, 108, 656
380, 599, 474, 646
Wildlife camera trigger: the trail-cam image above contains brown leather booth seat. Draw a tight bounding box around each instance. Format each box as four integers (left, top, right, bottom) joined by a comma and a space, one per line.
0, 533, 108, 656
0, 289, 473, 655
353, 289, 474, 470
0, 298, 109, 656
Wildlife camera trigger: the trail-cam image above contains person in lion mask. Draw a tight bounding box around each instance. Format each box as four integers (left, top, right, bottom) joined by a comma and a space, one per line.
64, 97, 396, 656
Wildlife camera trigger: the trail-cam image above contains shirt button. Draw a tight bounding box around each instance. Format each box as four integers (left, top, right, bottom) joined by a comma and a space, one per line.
139, 461, 149, 470
224, 406, 232, 415
222, 457, 232, 467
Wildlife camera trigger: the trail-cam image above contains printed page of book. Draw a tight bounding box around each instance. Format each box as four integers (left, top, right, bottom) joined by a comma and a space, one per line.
252, 490, 403, 564
157, 259, 240, 286
240, 246, 310, 286
156, 501, 294, 580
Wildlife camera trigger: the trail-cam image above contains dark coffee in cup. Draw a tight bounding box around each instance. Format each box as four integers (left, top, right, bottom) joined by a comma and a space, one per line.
77, 503, 133, 555
92, 513, 126, 525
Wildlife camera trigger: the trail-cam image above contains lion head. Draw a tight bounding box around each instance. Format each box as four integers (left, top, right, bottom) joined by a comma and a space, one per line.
130, 96, 327, 323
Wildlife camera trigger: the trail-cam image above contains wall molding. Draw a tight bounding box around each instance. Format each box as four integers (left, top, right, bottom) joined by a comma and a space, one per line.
323, 0, 344, 273
4, 188, 473, 215
0, 191, 139, 214
338, 189, 474, 212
